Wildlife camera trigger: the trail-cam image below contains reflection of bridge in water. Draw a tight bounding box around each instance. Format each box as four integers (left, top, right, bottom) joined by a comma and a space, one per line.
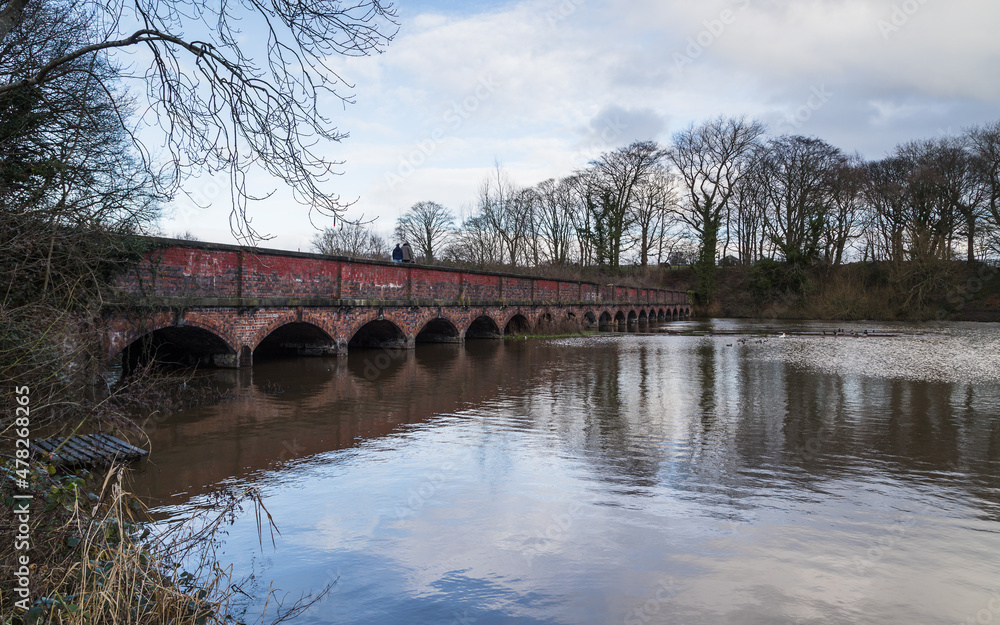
103, 238, 692, 371
131, 341, 549, 503
130, 332, 1000, 519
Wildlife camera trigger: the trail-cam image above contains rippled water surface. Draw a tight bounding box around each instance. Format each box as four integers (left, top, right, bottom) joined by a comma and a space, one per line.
132, 320, 1000, 624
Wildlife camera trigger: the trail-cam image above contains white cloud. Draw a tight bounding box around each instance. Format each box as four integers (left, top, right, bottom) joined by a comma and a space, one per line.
157, 0, 1000, 250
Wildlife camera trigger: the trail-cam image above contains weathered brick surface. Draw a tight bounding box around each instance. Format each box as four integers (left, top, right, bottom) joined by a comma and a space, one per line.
105, 239, 692, 365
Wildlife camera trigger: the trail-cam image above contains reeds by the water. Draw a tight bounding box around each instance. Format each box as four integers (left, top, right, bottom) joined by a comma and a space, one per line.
1, 463, 331, 624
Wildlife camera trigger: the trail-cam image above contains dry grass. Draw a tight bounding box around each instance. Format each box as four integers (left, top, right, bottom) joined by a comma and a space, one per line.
0, 463, 330, 625
532, 314, 588, 336
705, 260, 989, 321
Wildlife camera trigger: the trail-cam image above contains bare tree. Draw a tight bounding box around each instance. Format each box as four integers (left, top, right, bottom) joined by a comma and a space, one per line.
0, 0, 172, 436
968, 122, 1000, 259
312, 222, 388, 259
1, 0, 162, 310
629, 165, 677, 266
394, 201, 455, 263
730, 147, 770, 264
564, 171, 602, 266
588, 141, 667, 268
862, 156, 910, 262
476, 162, 530, 265
534, 178, 575, 265
887, 138, 980, 263
447, 213, 502, 266
758, 135, 845, 265
668, 116, 765, 301
824, 155, 866, 266
0, 0, 398, 242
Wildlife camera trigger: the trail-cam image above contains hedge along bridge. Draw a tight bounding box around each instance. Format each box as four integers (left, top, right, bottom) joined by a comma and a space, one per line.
104, 238, 692, 371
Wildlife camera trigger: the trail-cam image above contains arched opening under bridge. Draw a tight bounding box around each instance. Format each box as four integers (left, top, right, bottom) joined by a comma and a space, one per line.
504, 314, 531, 336
255, 322, 337, 360
349, 320, 408, 350
599, 311, 613, 331
120, 326, 235, 376
416, 318, 461, 343
466, 316, 502, 340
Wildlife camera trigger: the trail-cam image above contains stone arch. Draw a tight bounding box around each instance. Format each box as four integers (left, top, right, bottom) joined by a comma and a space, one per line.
638, 309, 648, 324
246, 310, 299, 351
254, 321, 338, 358
343, 310, 411, 345
466, 315, 502, 339
415, 317, 462, 343
599, 311, 614, 331
348, 319, 408, 350
109, 313, 236, 361
627, 309, 638, 327
118, 323, 237, 374
584, 310, 598, 329
658, 308, 666, 322
504, 313, 531, 336
614, 310, 626, 330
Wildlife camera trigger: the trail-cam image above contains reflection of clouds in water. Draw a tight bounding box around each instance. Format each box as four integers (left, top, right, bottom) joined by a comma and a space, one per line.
141, 327, 1000, 625
747, 326, 1000, 385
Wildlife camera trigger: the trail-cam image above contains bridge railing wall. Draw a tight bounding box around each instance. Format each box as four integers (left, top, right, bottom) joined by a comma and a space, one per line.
114, 239, 691, 308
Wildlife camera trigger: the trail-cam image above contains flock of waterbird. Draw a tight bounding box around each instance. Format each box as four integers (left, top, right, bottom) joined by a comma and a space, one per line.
727, 328, 875, 347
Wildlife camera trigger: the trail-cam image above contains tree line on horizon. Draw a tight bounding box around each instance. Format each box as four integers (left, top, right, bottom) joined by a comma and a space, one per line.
315, 116, 1000, 303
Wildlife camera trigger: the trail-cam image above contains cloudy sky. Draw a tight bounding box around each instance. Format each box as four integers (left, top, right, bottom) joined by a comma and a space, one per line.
161, 0, 1000, 251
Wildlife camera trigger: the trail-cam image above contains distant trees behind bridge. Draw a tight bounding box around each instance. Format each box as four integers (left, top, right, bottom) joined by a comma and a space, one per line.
313, 116, 1000, 305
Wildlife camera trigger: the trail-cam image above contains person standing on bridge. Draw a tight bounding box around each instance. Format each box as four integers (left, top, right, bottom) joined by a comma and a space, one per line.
401, 242, 414, 263
392, 244, 403, 262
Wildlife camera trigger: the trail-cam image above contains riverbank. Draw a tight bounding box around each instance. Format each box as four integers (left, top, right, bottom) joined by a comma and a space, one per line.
696, 260, 1000, 322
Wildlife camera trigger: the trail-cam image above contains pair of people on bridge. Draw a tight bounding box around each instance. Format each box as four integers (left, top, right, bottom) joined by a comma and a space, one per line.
392, 242, 414, 263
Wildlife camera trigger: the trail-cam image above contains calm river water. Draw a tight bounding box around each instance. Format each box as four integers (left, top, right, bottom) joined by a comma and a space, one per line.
131, 319, 1000, 625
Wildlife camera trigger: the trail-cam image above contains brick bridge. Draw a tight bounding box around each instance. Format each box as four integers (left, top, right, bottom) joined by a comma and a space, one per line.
105, 238, 692, 370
